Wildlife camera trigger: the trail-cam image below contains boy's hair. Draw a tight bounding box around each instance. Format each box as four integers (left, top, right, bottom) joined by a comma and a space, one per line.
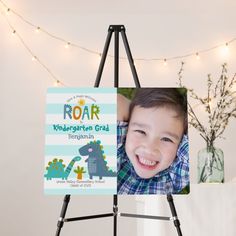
129, 88, 188, 133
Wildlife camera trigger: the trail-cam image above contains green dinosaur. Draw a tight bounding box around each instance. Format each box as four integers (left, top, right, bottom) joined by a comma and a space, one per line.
44, 156, 81, 180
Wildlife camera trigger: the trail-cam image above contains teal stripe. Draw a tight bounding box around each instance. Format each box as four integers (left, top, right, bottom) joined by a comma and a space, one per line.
47, 87, 117, 94
46, 104, 116, 114
45, 124, 116, 134
45, 145, 117, 156
44, 188, 117, 195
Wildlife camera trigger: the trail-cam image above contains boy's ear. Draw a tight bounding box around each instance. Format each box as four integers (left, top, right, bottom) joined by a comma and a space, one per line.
117, 94, 130, 122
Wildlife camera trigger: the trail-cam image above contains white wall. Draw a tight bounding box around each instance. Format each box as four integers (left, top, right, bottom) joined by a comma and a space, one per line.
1, 0, 236, 235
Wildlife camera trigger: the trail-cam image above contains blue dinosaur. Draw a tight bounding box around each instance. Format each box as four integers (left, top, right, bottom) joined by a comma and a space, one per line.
44, 156, 81, 180
79, 140, 116, 180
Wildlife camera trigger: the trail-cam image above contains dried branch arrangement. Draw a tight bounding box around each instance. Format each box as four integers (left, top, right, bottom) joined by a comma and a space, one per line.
178, 62, 236, 147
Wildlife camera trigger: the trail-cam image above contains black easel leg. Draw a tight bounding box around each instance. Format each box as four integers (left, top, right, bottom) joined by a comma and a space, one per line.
55, 195, 71, 236
120, 28, 140, 88
113, 195, 118, 236
114, 30, 119, 87
94, 27, 113, 87
167, 194, 182, 236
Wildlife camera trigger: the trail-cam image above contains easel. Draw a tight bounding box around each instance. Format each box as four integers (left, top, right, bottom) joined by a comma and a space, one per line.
55, 25, 183, 236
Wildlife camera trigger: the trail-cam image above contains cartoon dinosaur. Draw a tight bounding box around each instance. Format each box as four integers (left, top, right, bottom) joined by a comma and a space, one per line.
44, 156, 81, 180
79, 140, 116, 180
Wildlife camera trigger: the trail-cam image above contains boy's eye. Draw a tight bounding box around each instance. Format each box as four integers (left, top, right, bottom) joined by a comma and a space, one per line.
161, 137, 173, 143
134, 130, 146, 135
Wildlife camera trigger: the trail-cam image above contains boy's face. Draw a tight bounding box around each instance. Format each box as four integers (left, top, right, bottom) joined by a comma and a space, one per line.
125, 106, 184, 179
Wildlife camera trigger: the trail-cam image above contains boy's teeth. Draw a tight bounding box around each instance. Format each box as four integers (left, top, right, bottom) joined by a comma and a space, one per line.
138, 156, 156, 166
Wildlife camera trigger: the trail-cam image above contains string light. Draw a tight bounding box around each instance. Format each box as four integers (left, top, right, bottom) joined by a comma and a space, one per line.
32, 56, 37, 61
0, 8, 68, 87
220, 42, 230, 57
6, 7, 10, 15
54, 80, 60, 87
225, 42, 229, 51
35, 26, 40, 33
1, 0, 236, 87
0, 0, 235, 63
64, 42, 70, 49
97, 53, 102, 61
196, 52, 200, 60
163, 59, 167, 66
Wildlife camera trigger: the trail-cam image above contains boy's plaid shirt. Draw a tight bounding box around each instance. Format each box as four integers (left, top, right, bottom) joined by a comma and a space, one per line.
117, 121, 189, 194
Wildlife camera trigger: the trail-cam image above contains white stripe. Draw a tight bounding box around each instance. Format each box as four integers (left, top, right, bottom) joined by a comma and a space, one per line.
47, 93, 117, 104
45, 134, 117, 145
45, 180, 117, 190
46, 114, 117, 124
44, 185, 117, 190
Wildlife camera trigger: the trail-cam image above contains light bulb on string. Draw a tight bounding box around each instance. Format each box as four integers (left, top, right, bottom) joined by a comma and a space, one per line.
32, 56, 37, 61
35, 26, 40, 33
6, 8, 10, 15
196, 52, 200, 60
54, 80, 60, 87
163, 59, 167, 66
12, 30, 16, 36
225, 42, 229, 51
97, 53, 102, 62
220, 42, 230, 57
64, 42, 71, 49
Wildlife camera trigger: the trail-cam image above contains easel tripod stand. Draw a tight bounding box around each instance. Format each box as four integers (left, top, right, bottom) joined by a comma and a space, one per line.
55, 25, 183, 236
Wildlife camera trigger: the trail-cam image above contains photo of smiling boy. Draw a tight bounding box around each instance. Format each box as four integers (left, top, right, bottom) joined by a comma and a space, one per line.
117, 88, 189, 194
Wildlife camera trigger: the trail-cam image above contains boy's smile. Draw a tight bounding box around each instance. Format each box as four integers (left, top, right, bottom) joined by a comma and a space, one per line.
136, 154, 158, 168
125, 106, 184, 179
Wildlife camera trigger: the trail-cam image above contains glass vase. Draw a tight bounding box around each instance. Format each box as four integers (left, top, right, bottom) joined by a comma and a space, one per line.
198, 146, 224, 183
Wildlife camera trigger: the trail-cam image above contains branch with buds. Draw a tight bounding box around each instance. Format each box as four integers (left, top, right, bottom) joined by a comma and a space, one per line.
177, 62, 236, 147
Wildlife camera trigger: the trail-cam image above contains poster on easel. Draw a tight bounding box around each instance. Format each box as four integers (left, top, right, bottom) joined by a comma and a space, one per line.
44, 88, 117, 195
45, 87, 189, 195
